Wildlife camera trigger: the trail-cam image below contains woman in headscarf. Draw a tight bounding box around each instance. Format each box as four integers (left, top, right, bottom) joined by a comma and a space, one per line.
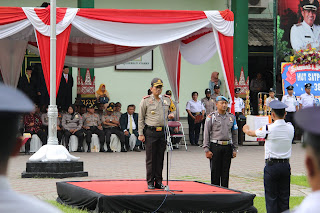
96, 84, 110, 104
62, 105, 85, 152
209, 72, 222, 95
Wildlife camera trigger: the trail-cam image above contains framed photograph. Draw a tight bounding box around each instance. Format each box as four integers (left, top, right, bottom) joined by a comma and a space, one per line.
115, 51, 153, 70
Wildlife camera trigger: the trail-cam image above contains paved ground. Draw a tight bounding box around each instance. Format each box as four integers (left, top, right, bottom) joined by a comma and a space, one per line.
7, 143, 309, 201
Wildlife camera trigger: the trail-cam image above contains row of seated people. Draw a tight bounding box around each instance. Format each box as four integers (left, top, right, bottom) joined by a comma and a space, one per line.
21, 102, 142, 154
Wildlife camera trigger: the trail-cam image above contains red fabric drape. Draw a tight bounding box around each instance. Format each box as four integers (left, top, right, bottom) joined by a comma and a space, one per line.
77, 8, 207, 24
218, 32, 235, 114
0, 7, 27, 25
218, 9, 234, 21
36, 25, 72, 96
34, 6, 67, 25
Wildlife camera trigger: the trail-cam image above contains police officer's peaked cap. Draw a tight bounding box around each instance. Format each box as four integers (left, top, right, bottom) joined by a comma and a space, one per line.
235, 88, 241, 94
305, 83, 312, 89
106, 105, 114, 112
151, 78, 163, 87
216, 96, 228, 102
286, 85, 294, 90
214, 84, 220, 89
205, 88, 211, 94
294, 107, 320, 148
269, 88, 275, 93
87, 104, 95, 109
166, 90, 172, 95
301, 0, 319, 11
0, 83, 34, 113
269, 100, 288, 109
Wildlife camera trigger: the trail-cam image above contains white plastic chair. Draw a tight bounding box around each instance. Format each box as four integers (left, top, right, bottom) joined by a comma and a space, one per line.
110, 134, 121, 152
167, 121, 187, 151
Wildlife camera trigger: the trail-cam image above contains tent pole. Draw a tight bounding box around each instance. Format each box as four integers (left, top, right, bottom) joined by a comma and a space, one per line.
47, 0, 58, 145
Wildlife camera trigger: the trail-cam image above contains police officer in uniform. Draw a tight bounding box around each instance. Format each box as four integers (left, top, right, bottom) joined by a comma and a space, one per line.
292, 107, 320, 212
243, 100, 294, 213
290, 0, 320, 51
203, 96, 238, 188
138, 78, 175, 189
300, 83, 315, 109
62, 105, 85, 152
210, 84, 221, 104
201, 88, 216, 133
82, 105, 105, 152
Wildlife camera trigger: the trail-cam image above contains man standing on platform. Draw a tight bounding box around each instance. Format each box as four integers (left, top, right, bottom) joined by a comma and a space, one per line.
300, 83, 315, 109
57, 66, 73, 112
203, 96, 238, 188
138, 78, 175, 189
243, 100, 294, 213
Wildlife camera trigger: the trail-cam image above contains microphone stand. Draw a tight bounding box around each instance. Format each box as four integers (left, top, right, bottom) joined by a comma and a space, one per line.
145, 95, 183, 195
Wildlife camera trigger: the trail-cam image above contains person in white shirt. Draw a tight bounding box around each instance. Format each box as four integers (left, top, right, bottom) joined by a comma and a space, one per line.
292, 106, 320, 213
243, 100, 294, 213
186, 91, 205, 146
300, 83, 315, 109
233, 88, 245, 115
0, 83, 62, 213
265, 88, 278, 107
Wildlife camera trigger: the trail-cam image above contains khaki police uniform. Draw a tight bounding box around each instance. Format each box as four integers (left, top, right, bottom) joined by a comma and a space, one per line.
201, 97, 216, 114
210, 93, 220, 104
203, 111, 238, 187
82, 112, 105, 151
62, 112, 85, 151
138, 94, 175, 186
102, 113, 127, 152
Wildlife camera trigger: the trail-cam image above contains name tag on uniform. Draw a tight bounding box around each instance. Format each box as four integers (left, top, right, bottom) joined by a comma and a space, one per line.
305, 36, 311, 38
156, 127, 162, 131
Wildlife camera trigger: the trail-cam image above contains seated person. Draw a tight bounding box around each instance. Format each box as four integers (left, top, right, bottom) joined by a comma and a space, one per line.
102, 105, 127, 152
23, 104, 46, 154
82, 105, 105, 152
168, 120, 183, 148
41, 105, 63, 144
120, 104, 141, 152
96, 84, 110, 106
62, 105, 85, 152
114, 102, 122, 120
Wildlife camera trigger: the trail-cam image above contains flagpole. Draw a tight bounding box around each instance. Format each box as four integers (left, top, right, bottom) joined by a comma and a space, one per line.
47, 0, 58, 145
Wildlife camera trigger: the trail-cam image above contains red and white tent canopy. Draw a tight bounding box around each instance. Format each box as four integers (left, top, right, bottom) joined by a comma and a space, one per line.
0, 7, 235, 113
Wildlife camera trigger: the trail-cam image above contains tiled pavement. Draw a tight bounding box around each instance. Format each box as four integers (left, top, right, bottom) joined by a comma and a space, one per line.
7, 143, 309, 201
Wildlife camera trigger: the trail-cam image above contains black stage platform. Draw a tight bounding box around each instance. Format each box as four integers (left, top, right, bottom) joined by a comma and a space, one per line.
57, 179, 256, 213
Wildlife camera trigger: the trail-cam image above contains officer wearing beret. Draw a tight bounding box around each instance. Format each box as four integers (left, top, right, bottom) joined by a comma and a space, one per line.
243, 100, 294, 213
0, 83, 62, 212
293, 107, 320, 212
203, 96, 238, 188
138, 78, 175, 189
82, 104, 105, 152
300, 83, 315, 109
290, 0, 320, 51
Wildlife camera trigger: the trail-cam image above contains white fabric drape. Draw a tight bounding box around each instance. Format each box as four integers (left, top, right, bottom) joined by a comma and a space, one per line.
160, 40, 181, 101
22, 7, 79, 36
0, 39, 28, 87
27, 44, 156, 68
72, 16, 210, 47
0, 19, 31, 39
204, 11, 234, 36
180, 32, 217, 65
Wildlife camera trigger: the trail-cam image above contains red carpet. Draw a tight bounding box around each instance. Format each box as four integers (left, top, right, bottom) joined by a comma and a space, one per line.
68, 179, 239, 195
57, 179, 256, 212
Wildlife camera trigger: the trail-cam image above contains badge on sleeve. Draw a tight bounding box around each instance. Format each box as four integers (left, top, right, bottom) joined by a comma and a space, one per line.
232, 119, 238, 130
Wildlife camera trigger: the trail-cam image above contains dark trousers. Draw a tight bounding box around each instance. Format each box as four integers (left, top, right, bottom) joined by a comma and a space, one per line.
43, 126, 63, 144
64, 129, 85, 149
83, 126, 105, 149
145, 128, 167, 185
285, 112, 296, 142
104, 127, 126, 150
124, 129, 141, 149
264, 162, 290, 213
24, 130, 47, 152
188, 114, 201, 145
210, 143, 232, 187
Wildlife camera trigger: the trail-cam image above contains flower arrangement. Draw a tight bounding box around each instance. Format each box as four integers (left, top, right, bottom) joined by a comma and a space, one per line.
289, 48, 320, 66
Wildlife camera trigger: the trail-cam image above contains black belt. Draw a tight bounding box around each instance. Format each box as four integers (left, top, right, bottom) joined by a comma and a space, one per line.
191, 112, 201, 115
145, 125, 164, 131
286, 112, 295, 113
265, 158, 289, 163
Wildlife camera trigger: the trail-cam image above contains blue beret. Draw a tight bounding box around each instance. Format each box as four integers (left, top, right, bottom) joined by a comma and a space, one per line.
269, 100, 288, 109
0, 83, 34, 113
216, 96, 228, 102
